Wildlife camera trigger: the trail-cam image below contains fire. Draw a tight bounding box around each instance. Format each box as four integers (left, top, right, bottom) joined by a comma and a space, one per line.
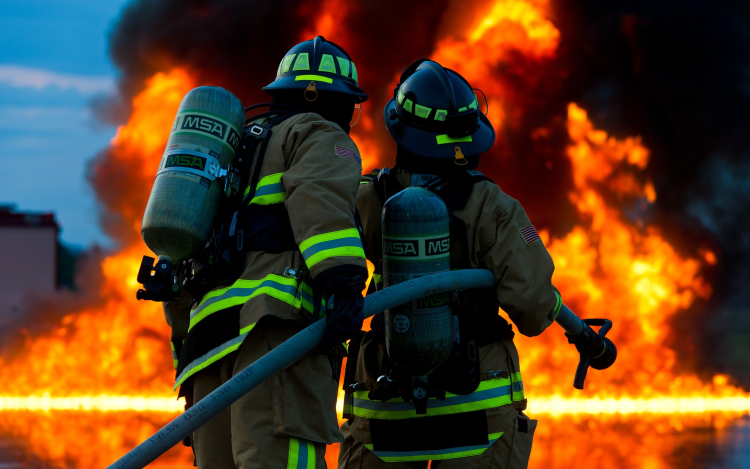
0, 1, 748, 468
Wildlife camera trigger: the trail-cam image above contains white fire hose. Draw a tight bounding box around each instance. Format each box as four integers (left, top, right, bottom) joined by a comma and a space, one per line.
106, 269, 606, 469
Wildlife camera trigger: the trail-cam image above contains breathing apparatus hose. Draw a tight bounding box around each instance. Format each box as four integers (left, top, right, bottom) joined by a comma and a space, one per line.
106, 269, 496, 469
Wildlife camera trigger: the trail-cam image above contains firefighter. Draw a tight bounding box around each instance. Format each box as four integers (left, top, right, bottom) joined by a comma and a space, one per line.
339, 59, 567, 468
163, 36, 368, 469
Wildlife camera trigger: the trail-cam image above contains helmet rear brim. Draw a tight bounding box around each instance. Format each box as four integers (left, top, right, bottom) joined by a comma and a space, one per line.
263, 76, 369, 103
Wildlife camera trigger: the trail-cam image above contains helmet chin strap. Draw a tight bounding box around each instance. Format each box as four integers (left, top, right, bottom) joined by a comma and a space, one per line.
350, 103, 362, 127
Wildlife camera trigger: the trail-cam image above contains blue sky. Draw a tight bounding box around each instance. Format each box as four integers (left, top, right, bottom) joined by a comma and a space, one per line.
0, 0, 131, 248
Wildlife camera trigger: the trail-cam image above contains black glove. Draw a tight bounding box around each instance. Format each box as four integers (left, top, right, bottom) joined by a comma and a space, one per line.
314, 266, 367, 352
565, 323, 605, 357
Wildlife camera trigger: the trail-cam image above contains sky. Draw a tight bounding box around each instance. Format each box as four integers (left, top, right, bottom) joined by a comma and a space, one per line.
0, 0, 131, 248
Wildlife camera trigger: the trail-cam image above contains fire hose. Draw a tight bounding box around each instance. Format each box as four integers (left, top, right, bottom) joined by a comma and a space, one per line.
107, 269, 615, 469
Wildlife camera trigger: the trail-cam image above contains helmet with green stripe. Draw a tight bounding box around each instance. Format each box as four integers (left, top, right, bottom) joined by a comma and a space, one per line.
384, 59, 494, 159
263, 36, 368, 103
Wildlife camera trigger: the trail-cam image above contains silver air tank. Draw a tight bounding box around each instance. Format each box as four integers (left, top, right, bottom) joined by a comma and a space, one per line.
382, 186, 453, 383
141, 86, 245, 263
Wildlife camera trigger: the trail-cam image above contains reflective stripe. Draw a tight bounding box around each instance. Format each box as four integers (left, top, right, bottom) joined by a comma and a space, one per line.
295, 74, 333, 84
351, 62, 359, 83
299, 228, 366, 269
189, 274, 301, 331
403, 99, 413, 113
282, 54, 297, 74
414, 104, 432, 118
293, 53, 310, 71
365, 432, 503, 462
170, 342, 178, 369
337, 57, 350, 77
372, 273, 383, 286
552, 291, 563, 320
434, 109, 448, 121
288, 438, 315, 469
174, 328, 251, 389
436, 134, 473, 145
246, 173, 286, 205
318, 54, 336, 73
352, 375, 523, 420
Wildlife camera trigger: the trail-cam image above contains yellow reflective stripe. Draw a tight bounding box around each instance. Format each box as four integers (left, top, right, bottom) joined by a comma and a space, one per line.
511, 371, 525, 401
436, 134, 473, 145
552, 291, 563, 320
287, 438, 299, 469
240, 323, 256, 336
173, 335, 245, 389
414, 104, 432, 118
299, 228, 365, 269
318, 54, 336, 73
189, 275, 301, 331
337, 57, 350, 77
245, 172, 286, 205
373, 273, 383, 284
403, 99, 413, 113
295, 74, 333, 83
293, 53, 310, 71
352, 378, 515, 420
397, 88, 406, 104
351, 62, 359, 83
306, 441, 315, 469
364, 432, 503, 462
282, 54, 297, 73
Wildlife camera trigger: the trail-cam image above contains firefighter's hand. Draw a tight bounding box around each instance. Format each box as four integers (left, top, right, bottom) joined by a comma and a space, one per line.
316, 269, 366, 352
565, 323, 604, 357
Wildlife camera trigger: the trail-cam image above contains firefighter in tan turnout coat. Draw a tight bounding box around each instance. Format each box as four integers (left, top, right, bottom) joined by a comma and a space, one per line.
338, 60, 564, 469
164, 37, 369, 469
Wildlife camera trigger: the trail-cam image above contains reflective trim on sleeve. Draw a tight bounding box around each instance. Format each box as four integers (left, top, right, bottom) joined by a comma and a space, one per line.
552, 291, 563, 320
189, 274, 302, 331
351, 375, 522, 420
436, 134, 473, 145
170, 341, 178, 369
299, 228, 366, 269
287, 438, 316, 469
174, 327, 253, 389
364, 432, 503, 462
246, 172, 286, 205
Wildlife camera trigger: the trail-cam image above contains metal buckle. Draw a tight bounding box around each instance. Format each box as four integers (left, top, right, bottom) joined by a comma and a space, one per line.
249, 125, 264, 136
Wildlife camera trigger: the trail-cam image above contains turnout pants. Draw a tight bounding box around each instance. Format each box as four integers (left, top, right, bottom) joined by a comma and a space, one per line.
337, 413, 537, 469
189, 318, 340, 469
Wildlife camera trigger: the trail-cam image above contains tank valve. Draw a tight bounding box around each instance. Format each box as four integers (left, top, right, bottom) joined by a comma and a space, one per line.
136, 256, 181, 302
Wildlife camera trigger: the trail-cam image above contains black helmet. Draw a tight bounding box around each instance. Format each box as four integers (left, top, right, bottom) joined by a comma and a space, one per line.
384, 59, 494, 161
263, 36, 368, 103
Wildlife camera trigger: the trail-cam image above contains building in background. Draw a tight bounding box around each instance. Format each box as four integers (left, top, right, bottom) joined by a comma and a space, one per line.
0, 205, 59, 331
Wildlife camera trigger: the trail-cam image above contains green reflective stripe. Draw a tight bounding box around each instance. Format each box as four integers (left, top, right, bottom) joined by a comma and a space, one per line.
414, 104, 432, 118
552, 291, 563, 320
245, 173, 286, 205
293, 53, 310, 71
434, 109, 447, 121
277, 60, 283, 77
337, 57, 350, 77
458, 106, 467, 112
351, 62, 359, 83
295, 74, 333, 84
364, 432, 503, 462
288, 438, 315, 469
352, 377, 518, 420
511, 371, 525, 401
403, 99, 413, 113
360, 180, 371, 185
372, 273, 383, 284
299, 228, 365, 269
397, 88, 406, 105
240, 323, 256, 336
298, 282, 319, 315
282, 54, 297, 73
171, 342, 179, 369
189, 275, 301, 330
436, 134, 473, 145
318, 54, 336, 73
174, 329, 250, 389
469, 98, 478, 110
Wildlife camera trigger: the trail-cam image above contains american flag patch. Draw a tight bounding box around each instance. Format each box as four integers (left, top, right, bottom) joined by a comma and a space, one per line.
334, 145, 361, 167
520, 225, 541, 245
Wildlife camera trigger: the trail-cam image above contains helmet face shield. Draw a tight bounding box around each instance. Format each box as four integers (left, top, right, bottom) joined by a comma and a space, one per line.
384, 59, 494, 158
263, 36, 368, 103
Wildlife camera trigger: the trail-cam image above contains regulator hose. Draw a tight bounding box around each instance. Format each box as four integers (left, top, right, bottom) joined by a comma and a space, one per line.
106, 269, 496, 469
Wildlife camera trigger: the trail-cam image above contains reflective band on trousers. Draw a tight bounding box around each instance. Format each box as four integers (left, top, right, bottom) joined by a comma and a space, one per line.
288, 438, 316, 469
364, 432, 503, 462
299, 228, 366, 269
246, 172, 286, 205
170, 341, 178, 369
347, 373, 524, 420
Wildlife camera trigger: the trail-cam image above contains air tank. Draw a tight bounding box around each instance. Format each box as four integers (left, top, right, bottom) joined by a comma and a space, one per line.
141, 86, 245, 263
382, 186, 453, 382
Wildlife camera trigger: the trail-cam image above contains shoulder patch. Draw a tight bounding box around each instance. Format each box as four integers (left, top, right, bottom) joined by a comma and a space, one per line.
334, 144, 361, 167
520, 225, 541, 245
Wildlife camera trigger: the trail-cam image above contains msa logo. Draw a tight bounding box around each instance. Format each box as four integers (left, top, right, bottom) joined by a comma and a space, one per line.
181, 114, 227, 139
227, 128, 241, 148
383, 239, 419, 257
417, 293, 450, 308
165, 154, 207, 171
426, 236, 450, 256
